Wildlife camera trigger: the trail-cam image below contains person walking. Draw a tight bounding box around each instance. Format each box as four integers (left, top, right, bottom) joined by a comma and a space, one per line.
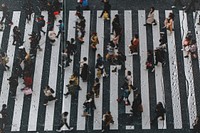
193, 115, 200, 133
171, 0, 186, 9
99, 0, 111, 18
7, 75, 18, 97
146, 50, 155, 72
0, 52, 10, 71
90, 32, 99, 51
129, 34, 139, 55
80, 57, 89, 82
36, 15, 46, 36
111, 14, 120, 34
12, 26, 23, 46
0, 4, 13, 26
102, 111, 114, 132
144, 7, 157, 26
130, 92, 143, 116
92, 78, 100, 98
0, 104, 8, 130
151, 102, 166, 124
56, 20, 64, 38
23, 1, 33, 22
43, 85, 57, 106
56, 112, 73, 132
164, 12, 174, 34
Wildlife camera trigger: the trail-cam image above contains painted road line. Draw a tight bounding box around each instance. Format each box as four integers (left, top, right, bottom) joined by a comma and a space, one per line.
0, 11, 21, 108
93, 10, 104, 130
165, 10, 182, 129
179, 10, 197, 129
11, 12, 35, 131
124, 10, 134, 130
23, 13, 35, 52
61, 10, 76, 130
28, 11, 48, 131
138, 10, 150, 129
77, 11, 90, 130
109, 65, 119, 130
44, 12, 63, 131
0, 11, 4, 48
153, 10, 167, 129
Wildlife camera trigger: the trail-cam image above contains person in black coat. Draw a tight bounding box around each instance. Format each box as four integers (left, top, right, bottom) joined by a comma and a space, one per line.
99, 0, 111, 18
80, 63, 89, 82
146, 50, 155, 72
151, 102, 166, 124
154, 48, 166, 66
0, 4, 13, 25
0, 104, 8, 129
7, 75, 18, 97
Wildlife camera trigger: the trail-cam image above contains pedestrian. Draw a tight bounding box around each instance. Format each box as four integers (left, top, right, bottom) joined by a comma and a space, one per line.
102, 111, 114, 132
151, 102, 166, 124
0, 4, 13, 26
164, 12, 174, 34
111, 33, 120, 49
129, 34, 139, 55
171, 0, 186, 9
23, 1, 33, 22
0, 52, 10, 71
146, 50, 155, 72
111, 14, 120, 34
77, 16, 86, 43
130, 92, 143, 116
117, 82, 131, 106
56, 20, 64, 38
185, 0, 197, 13
95, 54, 104, 68
12, 26, 23, 46
82, 92, 95, 117
43, 85, 57, 106
56, 112, 73, 132
92, 78, 100, 98
154, 47, 166, 66
193, 115, 200, 133
80, 57, 88, 82
7, 75, 18, 97
99, 0, 111, 19
90, 32, 99, 51
36, 15, 46, 36
48, 26, 57, 44
0, 104, 7, 130
144, 7, 157, 26
81, 0, 89, 10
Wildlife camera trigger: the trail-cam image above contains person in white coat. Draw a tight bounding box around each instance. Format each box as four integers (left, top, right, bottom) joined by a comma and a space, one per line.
144, 7, 157, 26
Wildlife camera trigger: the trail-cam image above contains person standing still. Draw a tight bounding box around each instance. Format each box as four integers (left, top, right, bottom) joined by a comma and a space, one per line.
56, 112, 73, 132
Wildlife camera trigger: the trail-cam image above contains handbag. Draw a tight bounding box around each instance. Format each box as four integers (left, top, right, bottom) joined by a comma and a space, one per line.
23, 87, 33, 95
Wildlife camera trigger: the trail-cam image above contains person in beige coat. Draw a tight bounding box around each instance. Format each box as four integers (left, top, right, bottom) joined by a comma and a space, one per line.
144, 7, 157, 26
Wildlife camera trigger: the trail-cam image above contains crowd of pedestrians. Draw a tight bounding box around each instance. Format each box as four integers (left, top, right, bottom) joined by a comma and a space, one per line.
0, 0, 200, 132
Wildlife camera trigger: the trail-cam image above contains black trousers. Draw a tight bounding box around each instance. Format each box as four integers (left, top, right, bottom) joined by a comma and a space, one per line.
58, 121, 70, 130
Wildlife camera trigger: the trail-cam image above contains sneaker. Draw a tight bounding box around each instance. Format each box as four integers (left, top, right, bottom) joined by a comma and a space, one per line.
184, 55, 189, 58
132, 52, 138, 55
69, 127, 73, 131
56, 129, 62, 132
182, 6, 186, 9
171, 6, 176, 9
102, 129, 105, 132
151, 68, 155, 72
43, 103, 47, 106
153, 23, 157, 26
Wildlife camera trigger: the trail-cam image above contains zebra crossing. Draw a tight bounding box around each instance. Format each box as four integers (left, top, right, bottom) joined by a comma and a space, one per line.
0, 9, 200, 132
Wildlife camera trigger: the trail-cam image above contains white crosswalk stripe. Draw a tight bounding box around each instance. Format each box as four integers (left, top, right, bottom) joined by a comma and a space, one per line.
0, 10, 200, 132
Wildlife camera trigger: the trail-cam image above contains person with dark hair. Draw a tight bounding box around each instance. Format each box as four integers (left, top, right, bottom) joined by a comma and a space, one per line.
99, 0, 111, 18
23, 1, 33, 22
146, 50, 155, 72
130, 92, 143, 116
90, 32, 99, 51
164, 12, 174, 34
151, 102, 166, 124
36, 15, 46, 35
111, 14, 120, 34
171, 0, 186, 9
12, 26, 23, 46
0, 4, 13, 26
129, 34, 139, 55
102, 111, 114, 132
56, 20, 64, 38
154, 47, 166, 66
7, 75, 18, 97
48, 26, 56, 44
43, 85, 57, 106
144, 7, 157, 26
92, 78, 100, 98
56, 112, 73, 132
80, 57, 88, 82
0, 104, 7, 129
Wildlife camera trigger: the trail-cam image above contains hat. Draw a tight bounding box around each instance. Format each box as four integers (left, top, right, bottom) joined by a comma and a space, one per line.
19, 45, 25, 49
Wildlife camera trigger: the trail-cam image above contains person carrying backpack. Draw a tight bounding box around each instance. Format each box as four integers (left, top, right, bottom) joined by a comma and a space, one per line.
36, 15, 46, 35
43, 85, 57, 106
